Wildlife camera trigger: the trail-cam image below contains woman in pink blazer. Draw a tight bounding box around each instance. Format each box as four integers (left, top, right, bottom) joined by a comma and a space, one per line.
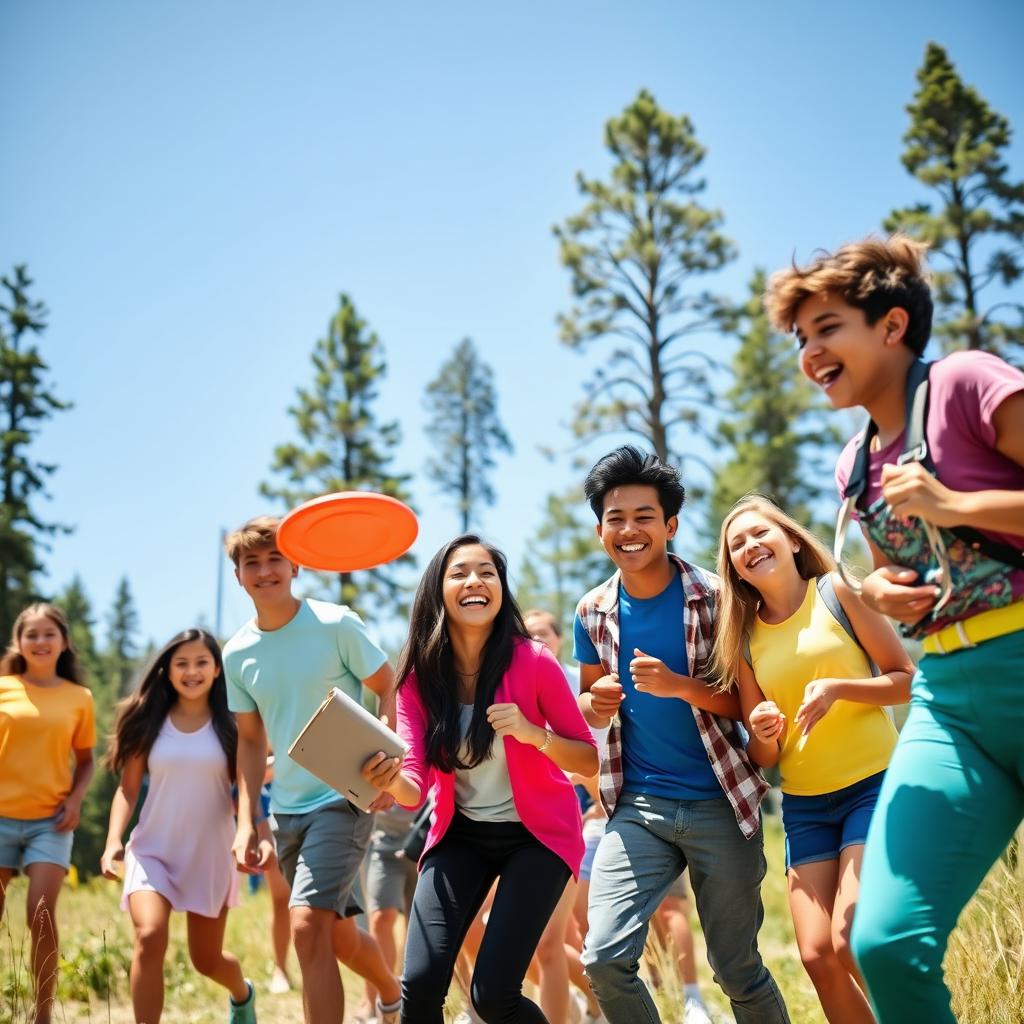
362, 534, 598, 1024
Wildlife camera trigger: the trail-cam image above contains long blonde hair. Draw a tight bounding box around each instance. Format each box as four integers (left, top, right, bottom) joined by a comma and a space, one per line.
711, 495, 835, 692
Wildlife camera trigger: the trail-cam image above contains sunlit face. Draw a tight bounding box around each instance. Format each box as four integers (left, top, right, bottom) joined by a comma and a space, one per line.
725, 509, 800, 588
596, 485, 677, 574
442, 544, 503, 630
525, 614, 561, 659
16, 613, 66, 674
235, 544, 298, 603
794, 293, 899, 410
167, 639, 220, 703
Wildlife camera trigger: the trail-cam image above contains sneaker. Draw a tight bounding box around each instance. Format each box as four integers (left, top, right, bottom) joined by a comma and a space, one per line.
229, 980, 257, 1024
266, 967, 290, 995
376, 997, 401, 1024
683, 994, 713, 1024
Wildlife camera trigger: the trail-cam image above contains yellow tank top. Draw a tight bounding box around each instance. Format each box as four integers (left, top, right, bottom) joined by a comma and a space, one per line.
748, 579, 897, 796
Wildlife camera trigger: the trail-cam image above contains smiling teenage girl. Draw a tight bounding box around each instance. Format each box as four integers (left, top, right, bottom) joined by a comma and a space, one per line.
0, 604, 96, 1024
713, 496, 913, 1024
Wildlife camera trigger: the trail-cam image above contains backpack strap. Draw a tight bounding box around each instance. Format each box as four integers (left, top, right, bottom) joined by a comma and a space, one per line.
816, 574, 879, 675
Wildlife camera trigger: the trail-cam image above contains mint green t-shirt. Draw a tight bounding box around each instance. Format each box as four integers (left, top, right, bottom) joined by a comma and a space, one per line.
223, 598, 387, 814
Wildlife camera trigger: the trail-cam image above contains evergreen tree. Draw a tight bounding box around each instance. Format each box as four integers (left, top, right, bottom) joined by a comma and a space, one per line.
554, 89, 735, 473
886, 43, 1024, 357
106, 576, 140, 697
0, 265, 71, 637
261, 294, 415, 615
705, 270, 841, 553
423, 338, 513, 532
516, 490, 607, 629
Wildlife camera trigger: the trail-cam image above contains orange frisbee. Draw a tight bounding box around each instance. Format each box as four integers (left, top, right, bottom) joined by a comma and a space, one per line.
276, 491, 418, 572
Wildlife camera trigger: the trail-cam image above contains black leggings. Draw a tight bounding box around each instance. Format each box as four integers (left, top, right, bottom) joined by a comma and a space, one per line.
401, 812, 571, 1024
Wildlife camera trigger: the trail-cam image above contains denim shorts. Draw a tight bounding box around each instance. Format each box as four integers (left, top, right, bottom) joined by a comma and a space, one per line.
270, 798, 373, 916
0, 814, 74, 873
781, 771, 885, 871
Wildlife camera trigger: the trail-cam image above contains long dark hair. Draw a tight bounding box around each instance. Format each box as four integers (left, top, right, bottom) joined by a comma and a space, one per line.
1, 603, 85, 684
396, 534, 529, 772
106, 629, 237, 780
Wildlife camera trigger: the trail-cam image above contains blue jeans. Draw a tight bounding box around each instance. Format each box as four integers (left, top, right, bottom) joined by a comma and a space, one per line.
582, 793, 789, 1024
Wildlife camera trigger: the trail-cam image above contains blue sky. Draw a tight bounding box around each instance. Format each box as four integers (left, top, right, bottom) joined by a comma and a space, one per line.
2, 1, 1022, 651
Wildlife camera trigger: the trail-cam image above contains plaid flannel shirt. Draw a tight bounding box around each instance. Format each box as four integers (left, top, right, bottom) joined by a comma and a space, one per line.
576, 554, 768, 839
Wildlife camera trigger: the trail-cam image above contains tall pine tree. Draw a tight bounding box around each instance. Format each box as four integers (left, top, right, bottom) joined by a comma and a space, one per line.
886, 43, 1024, 358
106, 576, 140, 697
554, 89, 735, 472
261, 294, 415, 614
0, 265, 71, 637
423, 338, 513, 532
705, 270, 840, 553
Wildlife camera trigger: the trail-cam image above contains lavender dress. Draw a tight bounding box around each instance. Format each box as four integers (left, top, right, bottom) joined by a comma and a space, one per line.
122, 718, 239, 917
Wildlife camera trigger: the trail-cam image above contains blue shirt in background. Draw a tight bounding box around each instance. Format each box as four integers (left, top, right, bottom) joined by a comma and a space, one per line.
574, 573, 721, 801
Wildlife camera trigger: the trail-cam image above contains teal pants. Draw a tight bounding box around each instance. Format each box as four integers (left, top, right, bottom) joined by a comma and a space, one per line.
851, 629, 1024, 1023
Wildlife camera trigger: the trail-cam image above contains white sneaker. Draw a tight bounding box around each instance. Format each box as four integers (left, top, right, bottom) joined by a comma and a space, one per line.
266, 966, 290, 994
683, 994, 713, 1024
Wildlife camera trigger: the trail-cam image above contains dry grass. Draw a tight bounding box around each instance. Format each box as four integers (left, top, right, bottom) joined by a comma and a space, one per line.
2, 820, 1021, 1023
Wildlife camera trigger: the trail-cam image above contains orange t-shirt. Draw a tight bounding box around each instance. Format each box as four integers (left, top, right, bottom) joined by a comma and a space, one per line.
0, 674, 96, 819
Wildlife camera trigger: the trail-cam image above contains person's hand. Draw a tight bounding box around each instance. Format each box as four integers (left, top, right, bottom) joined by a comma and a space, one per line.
794, 680, 839, 736
232, 821, 261, 875
100, 843, 125, 880
361, 750, 405, 792
880, 462, 962, 527
53, 794, 82, 832
630, 649, 682, 699
749, 701, 786, 744
861, 565, 938, 625
487, 703, 543, 746
588, 674, 624, 719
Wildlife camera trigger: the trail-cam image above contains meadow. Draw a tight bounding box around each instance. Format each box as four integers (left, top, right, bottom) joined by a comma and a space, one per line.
2, 818, 1022, 1023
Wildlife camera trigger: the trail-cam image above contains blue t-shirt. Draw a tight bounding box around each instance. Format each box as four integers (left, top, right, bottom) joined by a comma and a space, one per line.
574, 574, 721, 801
224, 598, 388, 814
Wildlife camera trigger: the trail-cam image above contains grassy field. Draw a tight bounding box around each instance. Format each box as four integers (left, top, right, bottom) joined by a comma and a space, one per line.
2, 818, 1022, 1023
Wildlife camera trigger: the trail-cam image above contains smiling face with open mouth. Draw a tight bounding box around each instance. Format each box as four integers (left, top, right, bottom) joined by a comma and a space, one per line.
442, 543, 503, 631
597, 484, 678, 577
167, 638, 220, 704
236, 543, 299, 606
726, 509, 800, 587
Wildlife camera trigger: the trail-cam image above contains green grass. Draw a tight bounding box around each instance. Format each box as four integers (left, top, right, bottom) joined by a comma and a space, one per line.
2, 819, 1022, 1022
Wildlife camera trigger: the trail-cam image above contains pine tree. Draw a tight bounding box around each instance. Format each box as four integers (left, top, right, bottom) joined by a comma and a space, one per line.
554, 89, 735, 472
261, 294, 415, 615
423, 338, 513, 532
0, 265, 71, 637
886, 43, 1024, 357
705, 271, 841, 555
106, 577, 141, 697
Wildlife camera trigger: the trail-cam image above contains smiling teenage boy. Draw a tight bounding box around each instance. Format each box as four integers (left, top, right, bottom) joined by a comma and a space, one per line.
574, 446, 789, 1024
766, 235, 1024, 1024
222, 516, 402, 1024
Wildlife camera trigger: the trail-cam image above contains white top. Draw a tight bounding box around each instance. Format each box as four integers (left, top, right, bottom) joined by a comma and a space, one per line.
454, 705, 520, 822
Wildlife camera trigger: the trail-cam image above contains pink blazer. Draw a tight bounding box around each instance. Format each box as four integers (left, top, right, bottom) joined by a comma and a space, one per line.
396, 638, 596, 877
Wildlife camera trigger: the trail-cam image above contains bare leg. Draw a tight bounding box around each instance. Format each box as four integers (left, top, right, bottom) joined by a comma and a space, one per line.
535, 877, 575, 1024
24, 863, 66, 1024
291, 905, 343, 1024
266, 859, 292, 984
331, 915, 401, 1007
832, 845, 871, 1000
788, 858, 875, 1023
186, 907, 250, 1003
127, 890, 173, 1024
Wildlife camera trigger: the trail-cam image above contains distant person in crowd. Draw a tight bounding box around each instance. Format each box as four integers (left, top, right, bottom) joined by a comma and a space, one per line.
574, 446, 789, 1024
101, 628, 260, 1023
766, 235, 1024, 1023
361, 534, 598, 1024
223, 515, 402, 1024
0, 604, 96, 1024
714, 495, 913, 1023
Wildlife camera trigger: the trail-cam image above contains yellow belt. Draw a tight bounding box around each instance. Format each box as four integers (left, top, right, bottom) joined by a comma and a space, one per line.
921, 600, 1024, 655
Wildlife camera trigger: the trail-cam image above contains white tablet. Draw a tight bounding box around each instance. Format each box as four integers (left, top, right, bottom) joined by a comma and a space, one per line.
288, 687, 408, 812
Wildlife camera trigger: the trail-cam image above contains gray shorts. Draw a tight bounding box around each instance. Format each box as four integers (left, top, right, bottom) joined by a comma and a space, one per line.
0, 814, 74, 873
365, 831, 417, 915
271, 799, 373, 917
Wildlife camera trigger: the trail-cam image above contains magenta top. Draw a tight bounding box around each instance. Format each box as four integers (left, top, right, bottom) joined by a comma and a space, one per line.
396, 638, 596, 877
